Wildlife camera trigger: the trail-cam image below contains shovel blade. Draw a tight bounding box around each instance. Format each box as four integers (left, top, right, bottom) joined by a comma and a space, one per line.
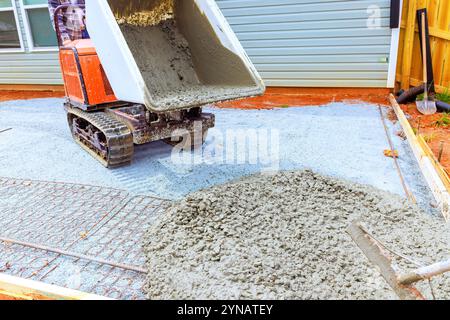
416, 100, 437, 115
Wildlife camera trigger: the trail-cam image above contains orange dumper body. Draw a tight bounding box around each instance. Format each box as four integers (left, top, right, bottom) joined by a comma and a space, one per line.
59, 39, 117, 109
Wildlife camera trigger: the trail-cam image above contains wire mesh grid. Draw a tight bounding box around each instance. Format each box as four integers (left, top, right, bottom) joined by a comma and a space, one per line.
0, 177, 171, 300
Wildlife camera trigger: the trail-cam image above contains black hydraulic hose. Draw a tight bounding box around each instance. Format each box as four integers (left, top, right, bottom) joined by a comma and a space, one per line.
397, 87, 449, 112
396, 84, 425, 104
437, 100, 450, 112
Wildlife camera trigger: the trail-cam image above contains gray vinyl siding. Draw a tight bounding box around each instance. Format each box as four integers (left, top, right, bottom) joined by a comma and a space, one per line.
1, 0, 392, 87
0, 52, 62, 84
216, 0, 392, 87
0, 0, 62, 85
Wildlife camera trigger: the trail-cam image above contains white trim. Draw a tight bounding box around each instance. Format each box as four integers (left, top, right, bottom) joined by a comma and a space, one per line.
387, 0, 403, 88
0, 1, 25, 53
27, 47, 58, 52
19, 0, 58, 52
20, 3, 46, 9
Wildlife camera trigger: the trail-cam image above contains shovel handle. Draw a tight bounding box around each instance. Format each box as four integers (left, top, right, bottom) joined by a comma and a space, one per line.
421, 12, 428, 101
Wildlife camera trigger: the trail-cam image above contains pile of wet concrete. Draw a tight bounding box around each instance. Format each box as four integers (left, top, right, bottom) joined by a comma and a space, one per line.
144, 170, 450, 300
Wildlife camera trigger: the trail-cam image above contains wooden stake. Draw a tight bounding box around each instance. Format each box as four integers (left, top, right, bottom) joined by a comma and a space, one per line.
0, 273, 111, 300
390, 94, 450, 220
438, 141, 444, 163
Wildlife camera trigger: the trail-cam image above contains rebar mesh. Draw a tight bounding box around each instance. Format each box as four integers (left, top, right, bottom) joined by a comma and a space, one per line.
0, 177, 171, 300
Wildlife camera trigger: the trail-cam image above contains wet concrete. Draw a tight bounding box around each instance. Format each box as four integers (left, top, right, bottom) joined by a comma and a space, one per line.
144, 170, 450, 300
117, 0, 262, 111
110, 0, 174, 26
176, 0, 255, 87
120, 20, 200, 106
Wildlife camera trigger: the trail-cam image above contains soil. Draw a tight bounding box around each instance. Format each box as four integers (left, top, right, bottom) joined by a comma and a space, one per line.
0, 90, 63, 102
218, 88, 391, 109
395, 103, 450, 176
144, 170, 450, 300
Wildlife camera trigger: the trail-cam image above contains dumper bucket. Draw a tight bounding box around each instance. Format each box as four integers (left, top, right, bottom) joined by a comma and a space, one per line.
86, 0, 265, 112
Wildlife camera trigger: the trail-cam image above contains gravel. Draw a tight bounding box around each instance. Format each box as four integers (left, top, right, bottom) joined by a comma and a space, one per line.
0, 99, 437, 215
144, 170, 450, 300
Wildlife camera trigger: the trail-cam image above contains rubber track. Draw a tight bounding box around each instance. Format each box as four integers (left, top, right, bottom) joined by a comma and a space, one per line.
67, 107, 134, 168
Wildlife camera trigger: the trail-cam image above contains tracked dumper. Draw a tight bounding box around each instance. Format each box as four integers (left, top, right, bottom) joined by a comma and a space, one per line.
57, 0, 265, 167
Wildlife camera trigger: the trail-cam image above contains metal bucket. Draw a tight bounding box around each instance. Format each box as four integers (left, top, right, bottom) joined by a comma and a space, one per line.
86, 0, 265, 112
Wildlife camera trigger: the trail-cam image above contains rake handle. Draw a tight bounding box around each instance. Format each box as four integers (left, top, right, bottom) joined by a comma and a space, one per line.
398, 259, 450, 285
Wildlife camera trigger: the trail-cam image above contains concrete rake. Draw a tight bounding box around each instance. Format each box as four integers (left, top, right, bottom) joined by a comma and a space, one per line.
348, 221, 450, 300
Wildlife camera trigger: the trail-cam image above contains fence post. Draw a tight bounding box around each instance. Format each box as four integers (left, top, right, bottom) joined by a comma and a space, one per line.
401, 0, 418, 90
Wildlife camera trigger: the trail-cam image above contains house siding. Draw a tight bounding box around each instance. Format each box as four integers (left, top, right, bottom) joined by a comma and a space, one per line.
216, 0, 393, 87
0, 0, 62, 85
0, 0, 393, 87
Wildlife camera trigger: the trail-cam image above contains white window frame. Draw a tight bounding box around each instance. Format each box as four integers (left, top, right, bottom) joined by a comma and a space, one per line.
19, 0, 58, 52
0, 0, 25, 53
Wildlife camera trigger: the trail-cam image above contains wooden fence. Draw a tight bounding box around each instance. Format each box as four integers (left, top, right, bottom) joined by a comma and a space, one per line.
396, 0, 450, 92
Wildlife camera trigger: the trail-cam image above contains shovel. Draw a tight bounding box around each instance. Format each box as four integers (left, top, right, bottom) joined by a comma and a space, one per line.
416, 12, 436, 115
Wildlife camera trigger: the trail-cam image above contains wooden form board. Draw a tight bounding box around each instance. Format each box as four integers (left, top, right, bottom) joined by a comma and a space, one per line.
0, 273, 111, 300
389, 94, 450, 220
396, 0, 450, 91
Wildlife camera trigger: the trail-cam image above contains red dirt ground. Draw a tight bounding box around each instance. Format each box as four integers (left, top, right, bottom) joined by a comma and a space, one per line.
0, 88, 390, 106
399, 103, 450, 176
218, 87, 391, 109
0, 90, 64, 102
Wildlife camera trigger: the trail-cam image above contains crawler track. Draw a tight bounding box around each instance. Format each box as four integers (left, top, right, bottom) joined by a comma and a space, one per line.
67, 106, 134, 168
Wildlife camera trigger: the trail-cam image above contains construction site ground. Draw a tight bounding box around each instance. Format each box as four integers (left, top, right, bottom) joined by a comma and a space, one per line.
396, 103, 450, 176
0, 92, 441, 299
0, 90, 63, 103
0, 177, 169, 299
218, 87, 391, 109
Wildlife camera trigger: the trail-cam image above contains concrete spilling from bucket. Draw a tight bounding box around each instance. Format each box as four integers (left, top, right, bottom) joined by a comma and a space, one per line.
112, 0, 174, 26
144, 170, 450, 300
114, 0, 262, 111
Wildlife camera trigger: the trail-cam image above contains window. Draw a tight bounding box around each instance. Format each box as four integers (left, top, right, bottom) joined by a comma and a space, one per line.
21, 0, 57, 51
0, 0, 22, 51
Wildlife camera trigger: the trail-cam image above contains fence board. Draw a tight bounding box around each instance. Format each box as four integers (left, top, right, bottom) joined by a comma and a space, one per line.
396, 0, 450, 92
